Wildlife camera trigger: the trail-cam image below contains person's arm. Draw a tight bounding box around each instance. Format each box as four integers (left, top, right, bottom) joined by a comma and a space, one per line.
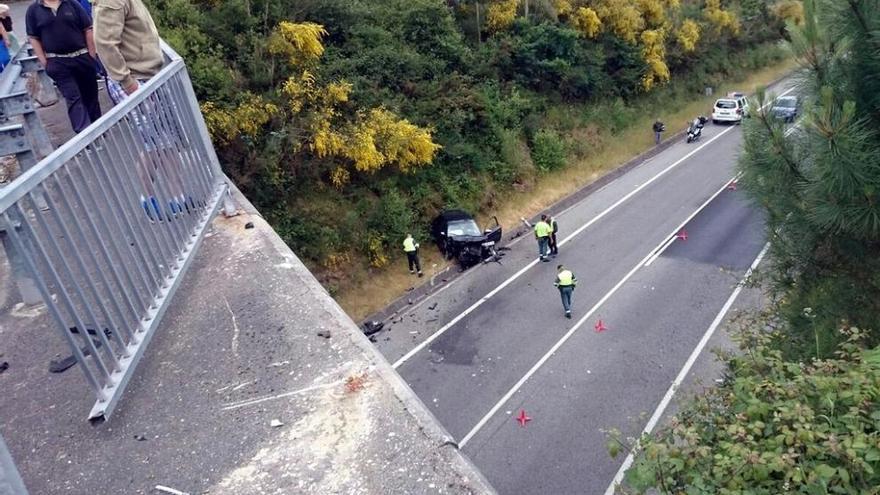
93, 0, 137, 93
25, 7, 47, 67
85, 28, 96, 59
30, 37, 47, 67
0, 23, 9, 47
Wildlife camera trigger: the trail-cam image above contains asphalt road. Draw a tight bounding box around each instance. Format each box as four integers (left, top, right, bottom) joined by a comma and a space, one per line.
375, 79, 797, 494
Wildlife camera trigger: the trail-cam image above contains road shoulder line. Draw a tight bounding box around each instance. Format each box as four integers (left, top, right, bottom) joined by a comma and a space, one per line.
602, 241, 770, 495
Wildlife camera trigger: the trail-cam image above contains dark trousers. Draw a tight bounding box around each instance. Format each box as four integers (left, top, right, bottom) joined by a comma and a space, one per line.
654, 131, 662, 144
559, 286, 573, 313
549, 233, 558, 255
406, 251, 421, 272
45, 54, 101, 133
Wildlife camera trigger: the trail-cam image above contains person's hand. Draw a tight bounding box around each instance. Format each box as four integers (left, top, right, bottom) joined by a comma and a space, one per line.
123, 81, 140, 95
2, 37, 9, 48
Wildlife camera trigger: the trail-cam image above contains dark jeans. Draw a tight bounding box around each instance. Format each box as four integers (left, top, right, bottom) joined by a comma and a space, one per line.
537, 237, 549, 259
559, 286, 573, 313
549, 233, 558, 255
406, 251, 421, 272
654, 131, 662, 144
45, 54, 101, 133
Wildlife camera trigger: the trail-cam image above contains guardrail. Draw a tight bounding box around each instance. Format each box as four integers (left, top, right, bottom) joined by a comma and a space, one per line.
0, 42, 230, 423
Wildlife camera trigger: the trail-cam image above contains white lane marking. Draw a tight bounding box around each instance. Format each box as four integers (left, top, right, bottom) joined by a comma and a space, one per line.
603, 241, 769, 495
456, 181, 749, 447
644, 174, 741, 268
391, 86, 795, 370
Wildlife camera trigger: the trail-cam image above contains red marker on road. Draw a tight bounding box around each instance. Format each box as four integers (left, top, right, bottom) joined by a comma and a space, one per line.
676, 229, 688, 241
516, 409, 532, 427
594, 320, 607, 333
727, 180, 738, 191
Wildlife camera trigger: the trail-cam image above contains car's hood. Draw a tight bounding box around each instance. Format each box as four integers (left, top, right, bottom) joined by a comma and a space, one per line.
449, 234, 489, 244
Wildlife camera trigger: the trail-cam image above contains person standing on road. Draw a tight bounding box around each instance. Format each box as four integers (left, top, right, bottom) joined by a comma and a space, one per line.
26, 0, 102, 133
554, 264, 577, 319
652, 118, 665, 145
548, 214, 559, 256
534, 214, 552, 262
403, 234, 423, 277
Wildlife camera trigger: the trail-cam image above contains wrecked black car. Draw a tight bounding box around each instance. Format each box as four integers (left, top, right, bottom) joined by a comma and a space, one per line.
431, 210, 502, 268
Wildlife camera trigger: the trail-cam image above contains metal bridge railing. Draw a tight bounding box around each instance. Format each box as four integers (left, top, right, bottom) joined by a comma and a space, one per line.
0, 42, 229, 423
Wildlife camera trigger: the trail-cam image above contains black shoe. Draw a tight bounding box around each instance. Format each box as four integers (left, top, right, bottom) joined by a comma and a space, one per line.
542, 258, 551, 262
418, 272, 424, 277
565, 312, 572, 319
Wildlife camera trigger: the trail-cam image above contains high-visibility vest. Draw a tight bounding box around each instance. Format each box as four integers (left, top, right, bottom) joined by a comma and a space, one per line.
535, 221, 551, 238
557, 270, 575, 286
403, 237, 417, 252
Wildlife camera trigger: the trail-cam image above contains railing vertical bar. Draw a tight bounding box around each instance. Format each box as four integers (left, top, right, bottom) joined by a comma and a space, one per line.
1, 210, 104, 397
13, 200, 111, 384
77, 148, 152, 316
160, 78, 213, 203
53, 171, 135, 348
69, 152, 159, 306
177, 67, 226, 179
149, 85, 204, 230
27, 188, 120, 372
138, 133, 189, 249
141, 90, 195, 234
155, 81, 212, 211
114, 118, 182, 267
168, 74, 217, 194
102, 127, 175, 279
117, 114, 188, 256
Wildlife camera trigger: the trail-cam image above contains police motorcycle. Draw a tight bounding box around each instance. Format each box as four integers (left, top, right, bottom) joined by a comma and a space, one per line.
686, 116, 708, 143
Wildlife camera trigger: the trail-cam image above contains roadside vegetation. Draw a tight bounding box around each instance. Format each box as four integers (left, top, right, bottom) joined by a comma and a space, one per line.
146, 0, 797, 316
613, 0, 880, 492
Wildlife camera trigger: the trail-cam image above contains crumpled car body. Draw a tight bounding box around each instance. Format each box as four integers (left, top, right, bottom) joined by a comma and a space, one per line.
431, 210, 502, 268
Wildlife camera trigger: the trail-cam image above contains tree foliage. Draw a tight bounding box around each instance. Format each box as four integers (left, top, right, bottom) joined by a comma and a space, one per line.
616, 1, 880, 492
146, 0, 790, 287
619, 326, 880, 494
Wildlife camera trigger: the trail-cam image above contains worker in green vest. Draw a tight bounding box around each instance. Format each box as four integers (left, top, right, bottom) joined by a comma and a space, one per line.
403, 234, 423, 277
548, 215, 559, 256
534, 214, 552, 262
554, 264, 578, 318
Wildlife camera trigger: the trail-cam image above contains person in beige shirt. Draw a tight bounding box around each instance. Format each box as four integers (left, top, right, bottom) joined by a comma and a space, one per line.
92, 0, 161, 101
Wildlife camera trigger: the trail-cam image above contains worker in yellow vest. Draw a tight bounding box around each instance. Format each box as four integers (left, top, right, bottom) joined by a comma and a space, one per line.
403, 234, 423, 277
554, 264, 578, 318
534, 214, 552, 262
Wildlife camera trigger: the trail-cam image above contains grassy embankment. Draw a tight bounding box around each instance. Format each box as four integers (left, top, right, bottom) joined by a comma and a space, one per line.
337, 56, 799, 321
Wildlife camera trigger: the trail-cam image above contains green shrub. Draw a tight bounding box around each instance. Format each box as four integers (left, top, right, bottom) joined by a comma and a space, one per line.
617, 326, 880, 494
530, 129, 567, 172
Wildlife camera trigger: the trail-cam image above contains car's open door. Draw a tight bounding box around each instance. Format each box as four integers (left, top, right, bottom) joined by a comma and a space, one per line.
485, 216, 502, 244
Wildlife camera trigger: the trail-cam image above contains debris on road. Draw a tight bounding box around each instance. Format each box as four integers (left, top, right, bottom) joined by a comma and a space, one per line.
363, 321, 384, 336
269, 419, 284, 427
0, 362, 8, 374
428, 302, 438, 310
134, 434, 147, 441
316, 330, 331, 339
244, 222, 255, 229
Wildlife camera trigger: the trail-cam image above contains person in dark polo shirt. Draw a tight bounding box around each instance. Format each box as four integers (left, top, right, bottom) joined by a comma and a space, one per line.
26, 0, 101, 133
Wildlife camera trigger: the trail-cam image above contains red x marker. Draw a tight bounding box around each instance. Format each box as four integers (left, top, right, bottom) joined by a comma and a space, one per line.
594, 320, 607, 333
727, 180, 738, 191
676, 229, 688, 241
516, 409, 532, 427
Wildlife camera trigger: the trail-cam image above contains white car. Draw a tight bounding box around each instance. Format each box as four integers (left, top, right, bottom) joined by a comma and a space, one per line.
712, 97, 747, 124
